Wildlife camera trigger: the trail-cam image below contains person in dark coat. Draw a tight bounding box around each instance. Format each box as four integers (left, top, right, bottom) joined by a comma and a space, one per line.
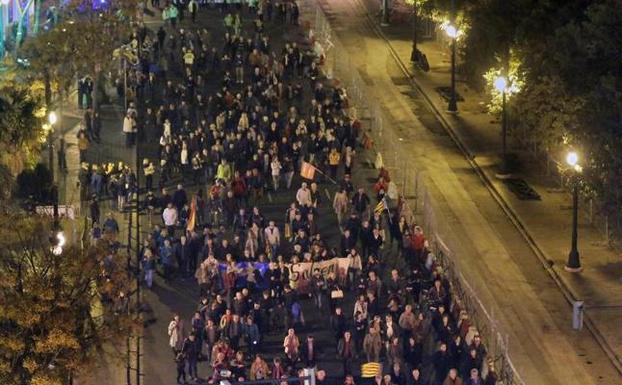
300, 335, 319, 367
330, 307, 347, 344
175, 350, 187, 384
244, 316, 261, 355
181, 333, 200, 381
174, 235, 193, 277
404, 336, 424, 371
433, 342, 452, 384
92, 111, 102, 142
172, 184, 188, 211
460, 348, 483, 380
351, 188, 370, 217
340, 228, 357, 256
89, 197, 100, 226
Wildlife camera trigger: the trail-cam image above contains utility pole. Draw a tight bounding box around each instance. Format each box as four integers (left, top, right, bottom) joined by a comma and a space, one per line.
447, 0, 458, 113
135, 124, 142, 385
381, 0, 390, 26
126, 181, 133, 385
410, 1, 419, 62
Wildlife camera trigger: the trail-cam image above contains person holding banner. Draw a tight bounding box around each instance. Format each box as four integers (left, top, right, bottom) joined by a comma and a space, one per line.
310, 268, 326, 309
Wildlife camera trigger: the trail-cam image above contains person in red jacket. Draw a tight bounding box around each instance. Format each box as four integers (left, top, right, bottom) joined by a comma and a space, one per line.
373, 177, 388, 201
409, 225, 427, 263
231, 170, 248, 205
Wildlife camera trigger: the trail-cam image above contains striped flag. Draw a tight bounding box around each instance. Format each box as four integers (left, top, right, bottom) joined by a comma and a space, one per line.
374, 197, 388, 215
361, 362, 382, 378
300, 161, 316, 180
186, 196, 197, 232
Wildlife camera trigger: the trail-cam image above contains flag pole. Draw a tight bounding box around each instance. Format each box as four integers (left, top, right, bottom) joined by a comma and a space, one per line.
312, 166, 339, 185
384, 197, 392, 225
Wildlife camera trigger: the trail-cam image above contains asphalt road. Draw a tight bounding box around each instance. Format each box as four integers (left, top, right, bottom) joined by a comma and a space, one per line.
307, 0, 621, 384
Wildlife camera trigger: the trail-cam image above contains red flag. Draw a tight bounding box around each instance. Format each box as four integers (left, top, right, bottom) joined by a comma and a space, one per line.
300, 162, 316, 180
187, 196, 197, 232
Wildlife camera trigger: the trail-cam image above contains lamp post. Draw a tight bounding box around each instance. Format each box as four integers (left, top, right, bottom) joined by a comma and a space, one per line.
494, 76, 510, 178
48, 111, 58, 180
409, 0, 419, 62
47, 111, 61, 236
565, 151, 583, 272
381, 0, 390, 26
446, 24, 458, 113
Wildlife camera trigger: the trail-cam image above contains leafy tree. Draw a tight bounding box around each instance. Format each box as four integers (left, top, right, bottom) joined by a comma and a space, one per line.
20, 0, 140, 110
0, 212, 133, 385
15, 163, 54, 203
0, 83, 46, 171
428, 0, 622, 236
21, 27, 76, 106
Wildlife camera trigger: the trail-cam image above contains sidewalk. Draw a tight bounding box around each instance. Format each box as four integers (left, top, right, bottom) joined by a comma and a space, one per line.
52, 8, 166, 385
60, 84, 140, 385
307, 0, 622, 383
355, 0, 622, 374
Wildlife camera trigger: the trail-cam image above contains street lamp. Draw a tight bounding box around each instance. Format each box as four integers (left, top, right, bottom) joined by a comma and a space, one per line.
565, 151, 582, 272
48, 111, 58, 125
446, 24, 458, 113
494, 76, 510, 177
409, 0, 420, 63
51, 231, 65, 255
47, 111, 60, 232
381, 0, 390, 26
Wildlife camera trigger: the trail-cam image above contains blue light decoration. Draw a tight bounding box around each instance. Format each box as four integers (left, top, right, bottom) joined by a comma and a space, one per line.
69, 0, 110, 13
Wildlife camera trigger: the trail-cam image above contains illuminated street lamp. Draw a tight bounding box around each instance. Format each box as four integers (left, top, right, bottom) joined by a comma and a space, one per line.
48, 111, 58, 125
51, 231, 65, 255
446, 24, 458, 113
494, 76, 510, 177
565, 151, 582, 272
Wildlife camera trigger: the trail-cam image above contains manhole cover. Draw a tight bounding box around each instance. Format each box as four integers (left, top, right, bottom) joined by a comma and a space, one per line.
504, 178, 541, 200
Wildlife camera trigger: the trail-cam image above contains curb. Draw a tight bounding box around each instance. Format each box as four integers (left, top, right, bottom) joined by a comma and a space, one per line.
343, 0, 622, 375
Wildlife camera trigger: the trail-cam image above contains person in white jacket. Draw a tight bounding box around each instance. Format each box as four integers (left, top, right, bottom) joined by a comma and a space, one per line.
168, 314, 185, 354
162, 202, 178, 235
270, 157, 282, 191
122, 112, 136, 147
296, 182, 312, 207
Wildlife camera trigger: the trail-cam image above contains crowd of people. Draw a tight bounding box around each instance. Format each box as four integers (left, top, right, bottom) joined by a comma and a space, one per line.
74, 1, 500, 385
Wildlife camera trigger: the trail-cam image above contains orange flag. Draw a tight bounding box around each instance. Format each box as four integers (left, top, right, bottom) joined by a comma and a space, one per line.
186, 196, 197, 232
300, 161, 316, 180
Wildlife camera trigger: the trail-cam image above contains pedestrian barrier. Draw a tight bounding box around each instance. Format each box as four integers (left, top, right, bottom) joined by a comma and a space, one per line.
306, 2, 526, 384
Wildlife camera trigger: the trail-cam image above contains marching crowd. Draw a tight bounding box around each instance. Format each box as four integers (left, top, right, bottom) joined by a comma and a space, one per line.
75, 1, 499, 385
